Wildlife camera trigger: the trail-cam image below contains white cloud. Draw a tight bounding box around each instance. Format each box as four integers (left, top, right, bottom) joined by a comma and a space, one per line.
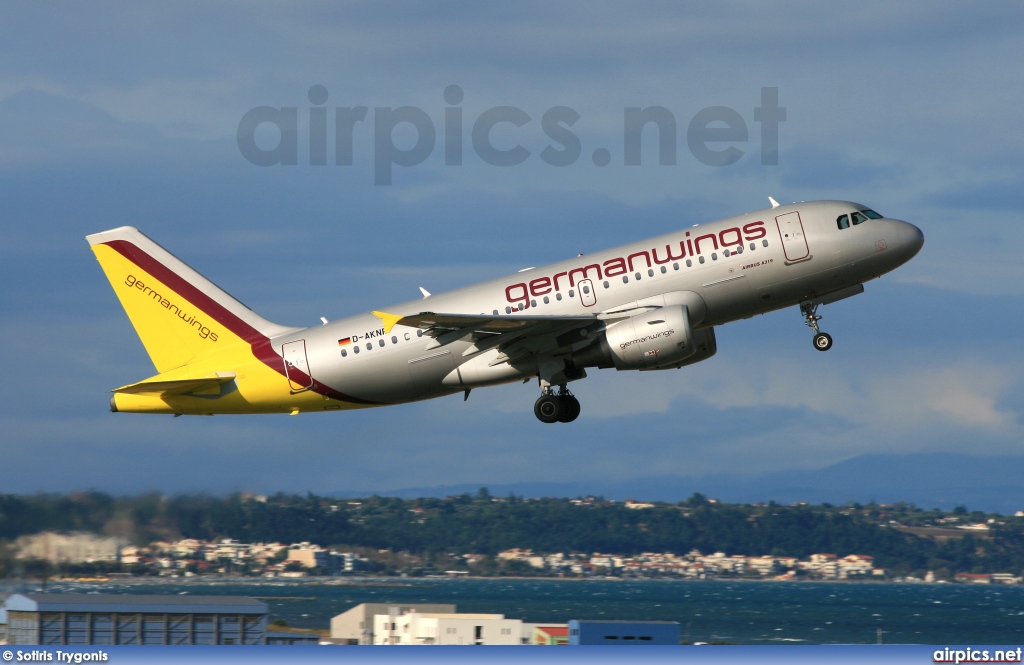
566, 355, 1019, 435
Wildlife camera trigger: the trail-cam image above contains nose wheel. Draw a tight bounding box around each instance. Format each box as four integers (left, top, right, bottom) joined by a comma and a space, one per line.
800, 302, 833, 352
534, 386, 581, 423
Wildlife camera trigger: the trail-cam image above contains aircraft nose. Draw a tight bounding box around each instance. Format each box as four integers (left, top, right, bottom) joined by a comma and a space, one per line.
899, 221, 925, 259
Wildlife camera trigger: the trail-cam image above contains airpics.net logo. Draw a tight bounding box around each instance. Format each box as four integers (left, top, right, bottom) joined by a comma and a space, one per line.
237, 85, 786, 185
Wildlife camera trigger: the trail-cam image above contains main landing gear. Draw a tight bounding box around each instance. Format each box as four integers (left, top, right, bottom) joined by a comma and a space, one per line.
800, 301, 833, 351
534, 386, 581, 424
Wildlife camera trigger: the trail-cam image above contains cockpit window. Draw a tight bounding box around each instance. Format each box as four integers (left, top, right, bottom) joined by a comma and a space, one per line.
836, 214, 850, 230
860, 209, 883, 219
851, 211, 869, 225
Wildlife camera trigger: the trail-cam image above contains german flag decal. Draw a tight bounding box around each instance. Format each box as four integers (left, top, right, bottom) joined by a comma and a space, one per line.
337, 337, 352, 347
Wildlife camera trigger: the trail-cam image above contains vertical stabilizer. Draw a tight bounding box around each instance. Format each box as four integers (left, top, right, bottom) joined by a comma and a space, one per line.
87, 226, 300, 373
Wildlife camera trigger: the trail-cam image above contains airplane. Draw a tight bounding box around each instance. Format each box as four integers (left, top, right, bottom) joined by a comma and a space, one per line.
87, 198, 923, 423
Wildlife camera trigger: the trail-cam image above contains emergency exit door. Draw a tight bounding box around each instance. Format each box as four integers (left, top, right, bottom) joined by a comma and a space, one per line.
578, 279, 597, 307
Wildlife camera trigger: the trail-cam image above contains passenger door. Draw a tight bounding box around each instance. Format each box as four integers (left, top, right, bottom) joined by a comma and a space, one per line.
282, 339, 313, 391
775, 211, 810, 262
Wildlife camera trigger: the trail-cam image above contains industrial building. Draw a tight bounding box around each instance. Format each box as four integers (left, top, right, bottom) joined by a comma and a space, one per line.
1, 594, 268, 645
330, 603, 456, 645
568, 619, 680, 645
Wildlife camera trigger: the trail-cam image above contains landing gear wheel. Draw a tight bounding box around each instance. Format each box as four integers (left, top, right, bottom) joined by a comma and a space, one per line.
558, 395, 581, 423
534, 394, 564, 423
801, 301, 833, 352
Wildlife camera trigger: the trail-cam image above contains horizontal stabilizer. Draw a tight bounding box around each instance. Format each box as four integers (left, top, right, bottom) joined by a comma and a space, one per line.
113, 372, 237, 396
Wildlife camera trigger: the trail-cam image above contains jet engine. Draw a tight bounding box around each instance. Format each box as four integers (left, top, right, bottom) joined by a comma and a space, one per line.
571, 305, 698, 371
639, 325, 717, 371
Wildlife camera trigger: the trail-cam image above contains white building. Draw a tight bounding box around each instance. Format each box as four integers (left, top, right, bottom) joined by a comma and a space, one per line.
331, 603, 456, 645
373, 612, 523, 645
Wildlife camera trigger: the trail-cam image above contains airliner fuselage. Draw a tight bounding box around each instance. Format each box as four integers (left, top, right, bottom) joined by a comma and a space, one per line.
88, 199, 923, 422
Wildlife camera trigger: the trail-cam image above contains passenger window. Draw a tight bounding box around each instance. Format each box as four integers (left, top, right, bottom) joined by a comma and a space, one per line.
530, 299, 537, 307
749, 243, 755, 250
762, 239, 768, 247
366, 343, 372, 350
505, 306, 511, 314
622, 276, 628, 283
603, 280, 609, 288
378, 339, 385, 348
660, 266, 667, 274
341, 349, 347, 357
417, 330, 423, 337
353, 346, 360, 354
556, 293, 562, 301
723, 249, 730, 257
391, 336, 397, 344
635, 272, 641, 280
582, 285, 590, 294
836, 214, 850, 229
647, 269, 654, 277
699, 256, 705, 264
851, 211, 868, 225
673, 263, 679, 270
686, 259, 692, 267
543, 296, 550, 304
568, 289, 575, 297
711, 252, 717, 260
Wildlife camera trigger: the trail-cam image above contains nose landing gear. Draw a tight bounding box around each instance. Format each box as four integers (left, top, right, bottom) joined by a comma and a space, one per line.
534, 386, 581, 423
800, 301, 833, 351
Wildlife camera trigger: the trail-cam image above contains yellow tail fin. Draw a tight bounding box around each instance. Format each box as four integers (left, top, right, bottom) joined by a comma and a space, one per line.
87, 226, 298, 373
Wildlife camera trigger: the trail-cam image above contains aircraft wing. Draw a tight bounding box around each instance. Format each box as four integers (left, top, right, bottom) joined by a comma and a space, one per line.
374, 310, 629, 365
112, 372, 237, 396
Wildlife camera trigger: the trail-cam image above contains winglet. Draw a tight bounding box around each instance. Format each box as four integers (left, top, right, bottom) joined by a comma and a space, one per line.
769, 196, 780, 208
372, 311, 404, 334
419, 287, 431, 299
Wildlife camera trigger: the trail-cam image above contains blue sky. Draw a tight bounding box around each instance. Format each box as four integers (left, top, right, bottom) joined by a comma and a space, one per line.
1, 2, 1022, 496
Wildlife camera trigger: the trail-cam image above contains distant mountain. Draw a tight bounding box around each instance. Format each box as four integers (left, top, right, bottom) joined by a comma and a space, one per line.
334, 453, 1024, 514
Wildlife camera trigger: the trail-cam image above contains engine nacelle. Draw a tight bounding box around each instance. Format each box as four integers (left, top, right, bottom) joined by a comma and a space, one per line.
639, 325, 717, 371
572, 305, 696, 371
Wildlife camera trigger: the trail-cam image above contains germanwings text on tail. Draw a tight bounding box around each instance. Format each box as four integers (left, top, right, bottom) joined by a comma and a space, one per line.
87, 199, 923, 423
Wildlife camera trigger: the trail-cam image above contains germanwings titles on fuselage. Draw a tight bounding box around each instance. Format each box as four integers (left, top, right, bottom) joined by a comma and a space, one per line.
87, 199, 923, 422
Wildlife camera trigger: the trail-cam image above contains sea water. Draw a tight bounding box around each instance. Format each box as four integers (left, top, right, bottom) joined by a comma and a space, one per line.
6, 578, 1023, 645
